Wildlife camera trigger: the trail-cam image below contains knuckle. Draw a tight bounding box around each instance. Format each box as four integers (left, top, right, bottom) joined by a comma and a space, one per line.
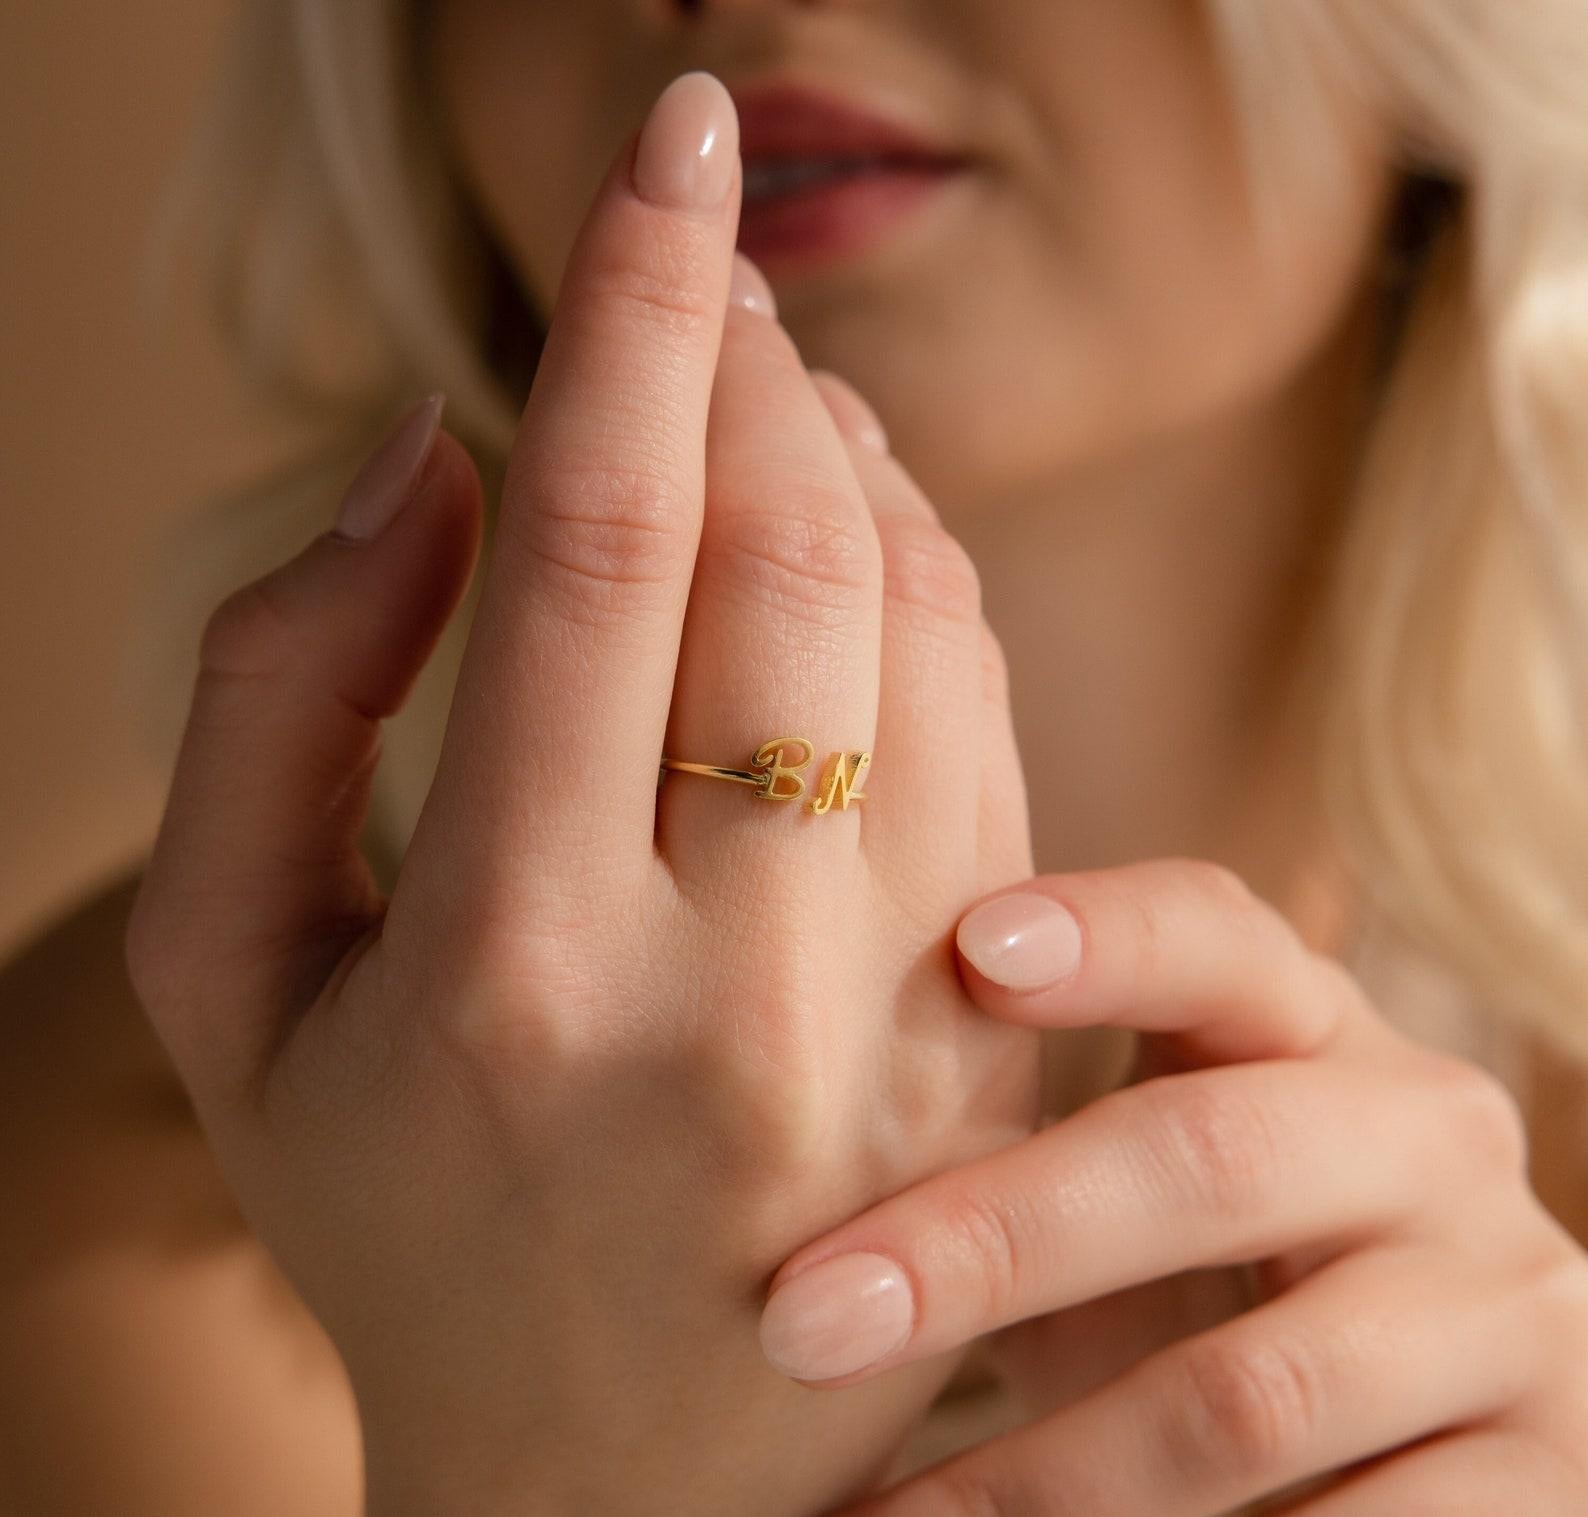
519, 461, 687, 610
1174, 1332, 1320, 1481
937, 1181, 1033, 1324
406, 894, 606, 1069
1176, 856, 1259, 913
1302, 948, 1372, 1023
198, 579, 292, 680
1422, 1053, 1530, 1175
1115, 880, 1174, 989
122, 885, 178, 1016
877, 512, 983, 625
704, 486, 878, 618
980, 623, 1012, 708
425, 946, 591, 1080
581, 244, 719, 340
1179, 856, 1278, 953
1281, 948, 1356, 1053
1106, 859, 1259, 988
1152, 1076, 1282, 1223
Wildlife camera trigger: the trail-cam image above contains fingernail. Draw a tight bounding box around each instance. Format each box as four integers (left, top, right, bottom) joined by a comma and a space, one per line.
845, 395, 889, 455
333, 393, 445, 541
957, 892, 1083, 991
728, 251, 777, 318
759, 1252, 914, 1382
632, 71, 738, 212
812, 370, 890, 455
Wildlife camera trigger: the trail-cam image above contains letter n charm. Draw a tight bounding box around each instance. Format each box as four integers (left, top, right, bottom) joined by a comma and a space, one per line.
809, 751, 871, 814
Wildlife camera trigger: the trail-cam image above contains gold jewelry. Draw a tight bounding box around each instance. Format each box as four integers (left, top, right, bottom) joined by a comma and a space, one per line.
658, 736, 871, 814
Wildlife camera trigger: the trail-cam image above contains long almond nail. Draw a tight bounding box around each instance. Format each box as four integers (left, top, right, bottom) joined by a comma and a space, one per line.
333, 393, 445, 542
631, 71, 739, 212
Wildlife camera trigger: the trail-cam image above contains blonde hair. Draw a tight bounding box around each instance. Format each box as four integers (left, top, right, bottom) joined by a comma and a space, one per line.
140, 1, 1588, 1059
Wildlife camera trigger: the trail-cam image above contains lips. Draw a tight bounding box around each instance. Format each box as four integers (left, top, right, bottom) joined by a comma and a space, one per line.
726, 81, 966, 168
722, 80, 972, 269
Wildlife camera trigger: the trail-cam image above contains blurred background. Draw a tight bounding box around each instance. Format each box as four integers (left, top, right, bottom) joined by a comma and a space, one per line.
1, 4, 321, 959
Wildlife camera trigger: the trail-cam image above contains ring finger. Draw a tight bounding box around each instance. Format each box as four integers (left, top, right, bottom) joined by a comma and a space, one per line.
811, 373, 989, 899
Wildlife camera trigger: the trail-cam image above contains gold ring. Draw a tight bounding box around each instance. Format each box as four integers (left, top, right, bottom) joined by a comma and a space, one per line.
658, 735, 871, 814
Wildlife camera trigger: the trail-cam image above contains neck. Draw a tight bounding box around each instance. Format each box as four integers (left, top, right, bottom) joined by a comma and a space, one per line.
939, 298, 1381, 955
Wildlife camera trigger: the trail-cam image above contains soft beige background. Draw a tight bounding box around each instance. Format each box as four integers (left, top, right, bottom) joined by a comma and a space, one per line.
1, 3, 322, 959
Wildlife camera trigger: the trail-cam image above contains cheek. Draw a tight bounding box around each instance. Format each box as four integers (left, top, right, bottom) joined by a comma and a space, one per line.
866, 22, 1398, 504
428, 0, 616, 318
1081, 123, 1400, 432
1016, 4, 1399, 463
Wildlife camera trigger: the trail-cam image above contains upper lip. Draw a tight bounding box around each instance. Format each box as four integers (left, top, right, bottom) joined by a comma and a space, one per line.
723, 79, 967, 166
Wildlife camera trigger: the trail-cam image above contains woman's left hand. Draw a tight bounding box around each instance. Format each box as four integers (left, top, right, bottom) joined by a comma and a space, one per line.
758, 860, 1588, 1515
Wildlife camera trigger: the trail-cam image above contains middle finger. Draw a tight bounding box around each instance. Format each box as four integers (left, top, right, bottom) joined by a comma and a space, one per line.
659, 257, 883, 875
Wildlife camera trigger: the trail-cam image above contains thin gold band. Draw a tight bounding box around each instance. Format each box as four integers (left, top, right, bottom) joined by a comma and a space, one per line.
658, 735, 871, 814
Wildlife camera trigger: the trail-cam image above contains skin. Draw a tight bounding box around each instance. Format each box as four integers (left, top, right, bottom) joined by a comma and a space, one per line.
430, 0, 1396, 901
4, 3, 1587, 1514
128, 75, 1050, 1515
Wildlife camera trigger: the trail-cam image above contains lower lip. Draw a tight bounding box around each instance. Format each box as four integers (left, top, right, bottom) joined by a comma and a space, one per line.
736, 163, 967, 270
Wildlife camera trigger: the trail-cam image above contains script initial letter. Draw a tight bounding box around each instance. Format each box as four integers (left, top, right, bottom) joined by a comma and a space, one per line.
809, 751, 871, 814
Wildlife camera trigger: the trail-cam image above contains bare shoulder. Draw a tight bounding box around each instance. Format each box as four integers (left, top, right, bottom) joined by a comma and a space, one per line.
0, 865, 361, 1516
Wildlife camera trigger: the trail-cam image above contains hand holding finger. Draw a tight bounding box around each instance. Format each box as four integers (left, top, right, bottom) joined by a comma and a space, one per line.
132, 68, 1061, 1516
754, 856, 1588, 1515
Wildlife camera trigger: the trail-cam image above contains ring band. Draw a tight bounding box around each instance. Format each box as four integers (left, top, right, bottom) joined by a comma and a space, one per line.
658, 735, 871, 814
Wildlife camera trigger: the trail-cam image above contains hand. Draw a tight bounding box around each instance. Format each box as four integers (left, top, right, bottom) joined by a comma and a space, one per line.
126, 72, 1046, 1517
759, 860, 1588, 1515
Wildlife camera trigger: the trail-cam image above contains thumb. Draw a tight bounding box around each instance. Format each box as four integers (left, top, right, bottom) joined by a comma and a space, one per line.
127, 394, 483, 1096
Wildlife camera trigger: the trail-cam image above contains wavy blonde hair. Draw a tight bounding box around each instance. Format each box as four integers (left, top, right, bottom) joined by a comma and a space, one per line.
136, 1, 1588, 1061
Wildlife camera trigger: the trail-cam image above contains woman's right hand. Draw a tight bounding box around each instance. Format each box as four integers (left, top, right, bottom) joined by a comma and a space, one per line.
126, 71, 1043, 1516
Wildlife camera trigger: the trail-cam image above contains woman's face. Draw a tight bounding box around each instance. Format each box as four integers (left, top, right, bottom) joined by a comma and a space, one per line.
430, 0, 1400, 507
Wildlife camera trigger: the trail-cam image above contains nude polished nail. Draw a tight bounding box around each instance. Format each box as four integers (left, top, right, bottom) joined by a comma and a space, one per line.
332, 392, 444, 542
632, 71, 739, 212
759, 1252, 914, 1381
957, 892, 1084, 991
728, 252, 777, 317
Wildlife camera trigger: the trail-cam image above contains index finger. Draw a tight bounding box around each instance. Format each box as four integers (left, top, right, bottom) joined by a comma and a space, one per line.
402, 72, 741, 913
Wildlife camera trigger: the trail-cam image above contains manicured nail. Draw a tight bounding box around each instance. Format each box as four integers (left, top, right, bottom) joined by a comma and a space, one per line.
333, 393, 445, 542
728, 251, 776, 317
855, 428, 888, 455
632, 71, 738, 212
812, 370, 890, 455
843, 394, 889, 455
957, 892, 1083, 991
759, 1252, 914, 1382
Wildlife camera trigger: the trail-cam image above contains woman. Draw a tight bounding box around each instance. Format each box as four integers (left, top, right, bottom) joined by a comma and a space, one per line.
4, 1, 1588, 1512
